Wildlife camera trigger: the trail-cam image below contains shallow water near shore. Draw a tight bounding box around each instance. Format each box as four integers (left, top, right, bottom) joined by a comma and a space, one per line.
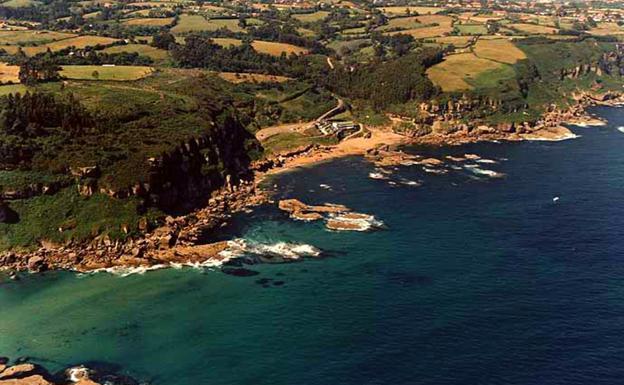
2, 106, 624, 385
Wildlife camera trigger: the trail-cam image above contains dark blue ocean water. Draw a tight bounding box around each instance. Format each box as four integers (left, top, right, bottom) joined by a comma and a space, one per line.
1, 106, 624, 385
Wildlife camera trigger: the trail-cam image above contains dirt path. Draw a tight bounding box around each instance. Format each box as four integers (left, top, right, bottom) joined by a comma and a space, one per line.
255, 95, 346, 141
327, 57, 335, 69
316, 96, 345, 122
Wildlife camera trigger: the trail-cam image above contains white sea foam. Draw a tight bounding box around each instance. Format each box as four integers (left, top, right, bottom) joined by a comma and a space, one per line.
423, 167, 447, 174
463, 165, 505, 178
220, 238, 322, 260
476, 158, 497, 164
327, 213, 385, 232
524, 132, 580, 141
90, 264, 169, 277
319, 184, 332, 190
85, 258, 228, 276
617, 126, 624, 133
66, 367, 90, 383
399, 178, 421, 187
369, 172, 388, 180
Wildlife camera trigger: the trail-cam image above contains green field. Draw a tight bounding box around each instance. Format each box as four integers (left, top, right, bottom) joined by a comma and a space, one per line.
377, 16, 422, 31
0, 30, 77, 45
262, 132, 337, 154
509, 23, 558, 35
60, 65, 155, 81
103, 44, 169, 60
1, 35, 120, 56
456, 24, 488, 35
292, 11, 329, 22
473, 39, 526, 64
122, 17, 175, 26
1, 0, 41, 7
426, 52, 513, 92
378, 6, 443, 16
0, 84, 27, 96
171, 14, 243, 34
212, 38, 309, 56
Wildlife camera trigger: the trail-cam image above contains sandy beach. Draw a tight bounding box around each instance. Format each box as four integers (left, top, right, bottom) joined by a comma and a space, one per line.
259, 127, 407, 179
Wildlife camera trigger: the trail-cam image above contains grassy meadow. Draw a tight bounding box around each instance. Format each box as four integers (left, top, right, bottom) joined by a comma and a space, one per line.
103, 44, 169, 60
1, 35, 119, 56
122, 17, 175, 26
0, 62, 20, 83
473, 39, 527, 64
212, 38, 309, 56
171, 15, 243, 34
426, 52, 512, 92
60, 65, 155, 81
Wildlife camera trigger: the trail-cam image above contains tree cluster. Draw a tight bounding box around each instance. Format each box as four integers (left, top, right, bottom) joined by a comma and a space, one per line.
324, 48, 443, 110
0, 92, 93, 167
18, 56, 61, 85
171, 34, 302, 75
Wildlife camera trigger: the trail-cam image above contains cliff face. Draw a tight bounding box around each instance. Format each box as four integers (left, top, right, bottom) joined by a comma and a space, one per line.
144, 112, 259, 212
77, 109, 261, 214
559, 49, 624, 79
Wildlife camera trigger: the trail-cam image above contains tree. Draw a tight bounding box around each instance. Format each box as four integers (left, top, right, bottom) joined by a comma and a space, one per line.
151, 31, 176, 50
18, 57, 60, 86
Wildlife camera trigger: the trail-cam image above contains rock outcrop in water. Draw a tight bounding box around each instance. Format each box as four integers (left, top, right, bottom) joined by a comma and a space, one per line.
0, 358, 141, 385
278, 199, 384, 231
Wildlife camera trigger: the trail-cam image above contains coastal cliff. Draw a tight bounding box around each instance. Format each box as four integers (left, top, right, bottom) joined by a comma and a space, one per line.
77, 110, 260, 213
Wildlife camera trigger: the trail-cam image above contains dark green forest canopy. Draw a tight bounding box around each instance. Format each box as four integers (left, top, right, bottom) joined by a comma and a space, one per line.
323, 48, 443, 110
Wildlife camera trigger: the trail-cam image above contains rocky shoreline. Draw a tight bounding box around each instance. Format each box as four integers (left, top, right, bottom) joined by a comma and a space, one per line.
0, 357, 137, 385
0, 91, 619, 275
0, 179, 269, 274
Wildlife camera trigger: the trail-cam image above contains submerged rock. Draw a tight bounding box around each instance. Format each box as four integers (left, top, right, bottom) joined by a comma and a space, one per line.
221, 267, 260, 277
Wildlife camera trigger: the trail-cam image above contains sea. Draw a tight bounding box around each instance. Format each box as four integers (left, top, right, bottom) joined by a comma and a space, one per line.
1, 106, 624, 385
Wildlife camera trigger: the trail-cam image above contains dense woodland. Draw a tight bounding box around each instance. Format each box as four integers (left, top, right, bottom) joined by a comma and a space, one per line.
325, 48, 443, 109
0, 92, 92, 167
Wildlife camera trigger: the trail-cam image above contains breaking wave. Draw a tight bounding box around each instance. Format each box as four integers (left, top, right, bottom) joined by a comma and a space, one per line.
464, 164, 505, 178
327, 213, 385, 232
399, 178, 422, 187
369, 172, 388, 180
423, 167, 447, 174
219, 238, 322, 261
66, 367, 90, 383
87, 264, 169, 277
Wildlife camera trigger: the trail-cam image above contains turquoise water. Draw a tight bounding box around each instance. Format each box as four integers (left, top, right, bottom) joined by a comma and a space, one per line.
2, 106, 624, 384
